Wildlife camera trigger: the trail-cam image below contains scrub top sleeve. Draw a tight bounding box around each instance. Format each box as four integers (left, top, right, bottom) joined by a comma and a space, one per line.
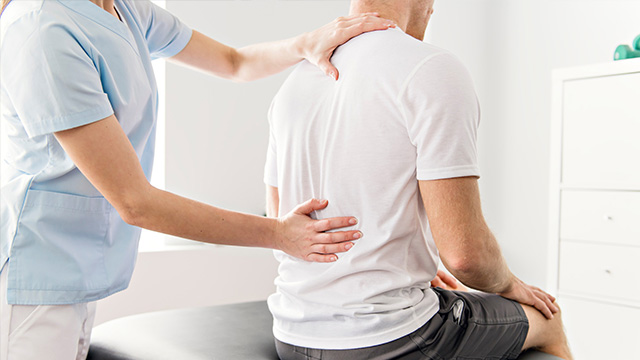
399, 53, 481, 181
132, 0, 192, 60
2, 20, 113, 138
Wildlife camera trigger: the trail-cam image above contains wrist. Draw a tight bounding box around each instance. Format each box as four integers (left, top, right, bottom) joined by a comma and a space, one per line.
293, 32, 310, 61
266, 216, 284, 251
496, 272, 516, 294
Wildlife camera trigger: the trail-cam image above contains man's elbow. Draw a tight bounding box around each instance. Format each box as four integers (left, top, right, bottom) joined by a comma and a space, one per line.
442, 253, 477, 277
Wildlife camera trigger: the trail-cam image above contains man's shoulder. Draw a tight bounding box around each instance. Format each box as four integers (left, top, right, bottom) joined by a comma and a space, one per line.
340, 27, 445, 60
330, 28, 456, 81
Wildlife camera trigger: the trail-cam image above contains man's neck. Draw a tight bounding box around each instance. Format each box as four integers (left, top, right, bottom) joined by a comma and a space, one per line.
350, 5, 408, 34
349, 2, 428, 41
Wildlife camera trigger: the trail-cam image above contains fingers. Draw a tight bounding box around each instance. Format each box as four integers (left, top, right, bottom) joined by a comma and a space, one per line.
529, 285, 559, 315
304, 241, 355, 263
436, 270, 459, 289
430, 276, 446, 289
531, 295, 554, 320
294, 198, 329, 215
314, 230, 362, 246
318, 58, 339, 81
305, 253, 339, 263
533, 285, 557, 304
524, 287, 557, 320
338, 13, 396, 31
536, 289, 559, 314
313, 216, 358, 232
310, 241, 354, 256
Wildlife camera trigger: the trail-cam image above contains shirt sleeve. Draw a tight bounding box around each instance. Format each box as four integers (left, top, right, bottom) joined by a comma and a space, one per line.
264, 102, 279, 188
130, 0, 192, 60
1, 16, 114, 138
399, 52, 481, 181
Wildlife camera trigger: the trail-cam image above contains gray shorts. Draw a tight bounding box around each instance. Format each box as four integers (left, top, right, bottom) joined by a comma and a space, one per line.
275, 288, 529, 360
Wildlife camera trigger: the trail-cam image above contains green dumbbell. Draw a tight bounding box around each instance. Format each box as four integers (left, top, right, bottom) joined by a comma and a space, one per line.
614, 45, 640, 60
614, 34, 640, 60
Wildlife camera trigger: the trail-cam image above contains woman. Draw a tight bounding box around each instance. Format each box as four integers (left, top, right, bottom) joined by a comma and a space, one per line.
0, 0, 395, 358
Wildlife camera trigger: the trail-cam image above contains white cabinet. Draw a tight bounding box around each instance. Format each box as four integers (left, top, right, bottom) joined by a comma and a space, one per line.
548, 59, 640, 360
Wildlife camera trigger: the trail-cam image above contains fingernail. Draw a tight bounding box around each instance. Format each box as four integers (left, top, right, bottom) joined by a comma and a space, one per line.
345, 243, 353, 250
353, 232, 362, 239
349, 218, 358, 225
331, 256, 338, 262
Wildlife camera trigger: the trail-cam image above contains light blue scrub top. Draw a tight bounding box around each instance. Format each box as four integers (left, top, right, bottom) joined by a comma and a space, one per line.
0, 0, 192, 304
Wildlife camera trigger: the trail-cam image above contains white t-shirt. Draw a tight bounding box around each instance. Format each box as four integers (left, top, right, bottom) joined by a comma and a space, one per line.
264, 27, 481, 350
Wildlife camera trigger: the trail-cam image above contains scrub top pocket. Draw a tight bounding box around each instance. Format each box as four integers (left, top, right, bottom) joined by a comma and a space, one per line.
8, 189, 111, 303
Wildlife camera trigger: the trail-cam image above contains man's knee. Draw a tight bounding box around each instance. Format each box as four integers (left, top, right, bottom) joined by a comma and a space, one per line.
521, 302, 572, 359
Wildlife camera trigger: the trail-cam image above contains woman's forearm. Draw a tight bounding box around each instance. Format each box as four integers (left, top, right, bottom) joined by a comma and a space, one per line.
170, 14, 394, 82
128, 185, 277, 248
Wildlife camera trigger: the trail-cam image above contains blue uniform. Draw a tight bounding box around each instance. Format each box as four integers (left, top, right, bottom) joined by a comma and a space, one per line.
0, 0, 192, 305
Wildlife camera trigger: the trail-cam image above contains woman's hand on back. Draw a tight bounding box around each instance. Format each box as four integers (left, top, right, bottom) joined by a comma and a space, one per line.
275, 198, 362, 263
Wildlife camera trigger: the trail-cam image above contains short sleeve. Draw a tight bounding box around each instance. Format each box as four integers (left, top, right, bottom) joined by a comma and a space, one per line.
1, 16, 113, 138
264, 102, 279, 188
130, 0, 192, 60
399, 53, 481, 181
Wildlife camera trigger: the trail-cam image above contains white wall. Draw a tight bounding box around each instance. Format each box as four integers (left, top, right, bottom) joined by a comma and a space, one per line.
164, 1, 350, 216
426, 0, 640, 287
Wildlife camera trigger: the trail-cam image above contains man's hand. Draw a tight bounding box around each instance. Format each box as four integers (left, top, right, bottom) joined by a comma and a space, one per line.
431, 270, 468, 291
275, 198, 362, 263
498, 276, 558, 319
300, 13, 395, 80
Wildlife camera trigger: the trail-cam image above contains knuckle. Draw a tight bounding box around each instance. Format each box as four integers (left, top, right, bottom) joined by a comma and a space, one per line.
325, 219, 335, 229
305, 222, 316, 232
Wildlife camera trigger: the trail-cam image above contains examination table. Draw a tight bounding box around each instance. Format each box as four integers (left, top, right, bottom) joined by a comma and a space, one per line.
87, 301, 562, 360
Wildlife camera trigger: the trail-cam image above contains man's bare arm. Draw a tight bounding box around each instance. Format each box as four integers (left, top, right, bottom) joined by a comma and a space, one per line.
266, 185, 280, 218
419, 177, 558, 318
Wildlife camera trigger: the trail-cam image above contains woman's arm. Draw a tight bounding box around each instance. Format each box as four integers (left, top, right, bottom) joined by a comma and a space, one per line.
169, 13, 395, 82
54, 115, 361, 262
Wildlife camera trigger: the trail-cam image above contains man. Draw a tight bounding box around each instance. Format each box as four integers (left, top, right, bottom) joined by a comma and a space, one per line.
264, 0, 572, 359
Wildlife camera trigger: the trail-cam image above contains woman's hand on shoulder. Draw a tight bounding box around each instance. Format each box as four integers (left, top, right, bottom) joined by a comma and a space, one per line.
299, 13, 395, 80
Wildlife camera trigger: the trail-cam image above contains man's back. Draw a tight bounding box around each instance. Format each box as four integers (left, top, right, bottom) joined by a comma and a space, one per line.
264, 27, 480, 350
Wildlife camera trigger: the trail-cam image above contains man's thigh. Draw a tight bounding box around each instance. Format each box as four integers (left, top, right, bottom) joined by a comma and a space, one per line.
276, 334, 425, 360
412, 288, 529, 360
276, 288, 529, 360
